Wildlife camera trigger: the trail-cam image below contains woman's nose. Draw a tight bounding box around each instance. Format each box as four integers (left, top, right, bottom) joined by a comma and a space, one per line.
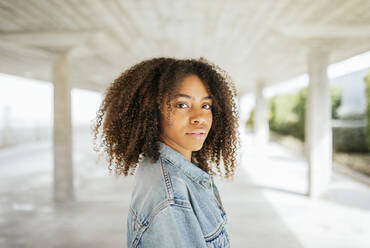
189, 110, 207, 124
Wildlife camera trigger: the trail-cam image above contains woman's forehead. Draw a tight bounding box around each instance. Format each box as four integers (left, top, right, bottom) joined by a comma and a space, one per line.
173, 93, 212, 101
173, 75, 210, 96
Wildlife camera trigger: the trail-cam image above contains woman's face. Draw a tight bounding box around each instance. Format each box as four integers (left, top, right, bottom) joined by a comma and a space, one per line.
159, 74, 213, 161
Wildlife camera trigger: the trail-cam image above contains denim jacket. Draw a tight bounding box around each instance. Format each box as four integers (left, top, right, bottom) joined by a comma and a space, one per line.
126, 141, 230, 247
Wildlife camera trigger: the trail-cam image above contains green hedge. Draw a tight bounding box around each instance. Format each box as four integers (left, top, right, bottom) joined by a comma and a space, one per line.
268, 93, 300, 137
246, 108, 254, 130
333, 125, 368, 152
266, 86, 342, 142
246, 74, 370, 153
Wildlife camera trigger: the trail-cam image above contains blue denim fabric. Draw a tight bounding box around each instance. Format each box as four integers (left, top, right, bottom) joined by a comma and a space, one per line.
126, 141, 230, 248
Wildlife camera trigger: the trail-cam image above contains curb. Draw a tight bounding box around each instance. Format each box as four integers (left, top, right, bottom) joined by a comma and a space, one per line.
269, 131, 370, 188
332, 162, 370, 188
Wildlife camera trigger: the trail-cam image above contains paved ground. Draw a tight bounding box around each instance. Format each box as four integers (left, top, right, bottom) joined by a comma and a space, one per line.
0, 127, 369, 248
237, 130, 370, 248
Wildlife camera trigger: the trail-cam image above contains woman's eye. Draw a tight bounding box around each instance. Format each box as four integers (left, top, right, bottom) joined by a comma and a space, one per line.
203, 104, 212, 110
175, 103, 188, 108
175, 103, 212, 110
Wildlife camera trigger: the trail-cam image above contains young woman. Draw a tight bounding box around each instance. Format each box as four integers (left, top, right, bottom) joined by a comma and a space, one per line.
92, 57, 240, 247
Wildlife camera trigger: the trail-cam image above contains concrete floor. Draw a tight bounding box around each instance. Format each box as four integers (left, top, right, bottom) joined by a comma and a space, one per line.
0, 127, 369, 248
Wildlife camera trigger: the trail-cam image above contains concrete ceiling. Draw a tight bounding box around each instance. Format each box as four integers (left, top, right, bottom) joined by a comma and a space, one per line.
1, 0, 370, 96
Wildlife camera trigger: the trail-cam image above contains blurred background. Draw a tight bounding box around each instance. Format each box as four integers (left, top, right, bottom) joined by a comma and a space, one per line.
0, 0, 370, 247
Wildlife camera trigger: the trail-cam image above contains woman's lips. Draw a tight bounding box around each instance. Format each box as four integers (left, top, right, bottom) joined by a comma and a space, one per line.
186, 133, 206, 139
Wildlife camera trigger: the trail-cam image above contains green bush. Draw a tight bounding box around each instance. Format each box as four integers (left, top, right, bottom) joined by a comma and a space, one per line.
292, 88, 307, 141
365, 70, 370, 150
331, 86, 342, 120
268, 93, 299, 136
333, 125, 368, 152
246, 109, 254, 130
268, 86, 342, 142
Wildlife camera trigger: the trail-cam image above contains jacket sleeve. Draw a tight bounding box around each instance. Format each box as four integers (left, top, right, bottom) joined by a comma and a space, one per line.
138, 204, 208, 248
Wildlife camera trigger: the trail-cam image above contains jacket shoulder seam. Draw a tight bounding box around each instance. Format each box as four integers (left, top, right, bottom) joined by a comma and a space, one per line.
160, 157, 174, 199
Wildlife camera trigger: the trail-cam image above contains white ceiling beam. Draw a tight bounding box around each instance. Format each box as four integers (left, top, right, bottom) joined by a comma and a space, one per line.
236, 0, 289, 62
276, 25, 370, 39
0, 39, 52, 59
0, 30, 100, 48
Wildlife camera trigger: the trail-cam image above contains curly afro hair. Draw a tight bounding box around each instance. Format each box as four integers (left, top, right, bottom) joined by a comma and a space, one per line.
92, 57, 240, 180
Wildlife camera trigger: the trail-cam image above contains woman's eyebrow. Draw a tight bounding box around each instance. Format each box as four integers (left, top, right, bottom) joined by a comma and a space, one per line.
174, 93, 212, 100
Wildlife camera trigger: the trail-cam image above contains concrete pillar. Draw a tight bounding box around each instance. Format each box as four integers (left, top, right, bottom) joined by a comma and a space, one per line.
305, 46, 332, 198
254, 81, 269, 146
237, 94, 246, 129
53, 53, 74, 202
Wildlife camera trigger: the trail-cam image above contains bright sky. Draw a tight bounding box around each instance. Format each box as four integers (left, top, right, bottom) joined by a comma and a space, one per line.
264, 50, 370, 97
0, 51, 370, 128
0, 74, 102, 128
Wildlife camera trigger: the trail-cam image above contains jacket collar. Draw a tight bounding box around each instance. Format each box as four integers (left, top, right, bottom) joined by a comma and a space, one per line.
158, 141, 212, 189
